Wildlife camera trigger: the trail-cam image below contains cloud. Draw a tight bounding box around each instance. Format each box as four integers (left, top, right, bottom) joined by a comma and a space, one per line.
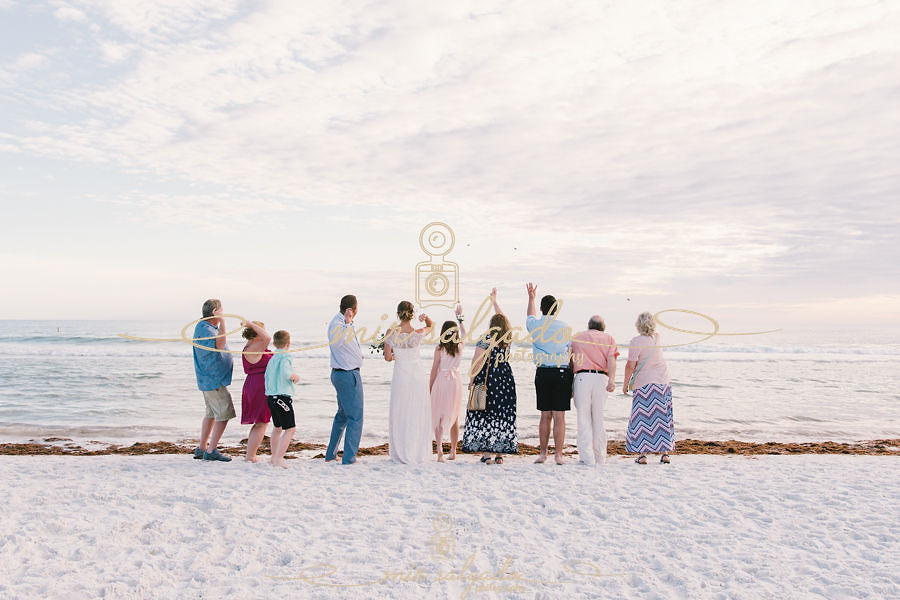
53, 4, 88, 22
9, 52, 49, 71
1, 0, 898, 317
8, 2, 896, 214
97, 40, 137, 64
70, 0, 243, 42
99, 191, 303, 231
0, 51, 51, 86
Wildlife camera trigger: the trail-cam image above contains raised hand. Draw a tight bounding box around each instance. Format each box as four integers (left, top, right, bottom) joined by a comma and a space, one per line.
418, 313, 428, 322
525, 282, 538, 317
490, 288, 503, 315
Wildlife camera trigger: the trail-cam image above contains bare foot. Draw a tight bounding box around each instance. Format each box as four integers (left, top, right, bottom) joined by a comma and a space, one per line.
437, 455, 445, 463
534, 454, 548, 464
276, 460, 289, 469
555, 455, 565, 465
448, 453, 456, 460
244, 456, 259, 463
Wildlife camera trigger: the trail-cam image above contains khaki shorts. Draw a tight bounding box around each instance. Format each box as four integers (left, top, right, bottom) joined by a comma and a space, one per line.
202, 386, 236, 421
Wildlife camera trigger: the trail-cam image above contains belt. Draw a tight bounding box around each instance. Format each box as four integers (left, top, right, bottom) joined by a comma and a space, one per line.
537, 365, 570, 370
332, 367, 360, 372
575, 369, 608, 376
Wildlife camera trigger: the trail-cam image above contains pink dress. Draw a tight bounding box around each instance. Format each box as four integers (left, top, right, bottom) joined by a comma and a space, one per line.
431, 346, 464, 431
241, 350, 272, 424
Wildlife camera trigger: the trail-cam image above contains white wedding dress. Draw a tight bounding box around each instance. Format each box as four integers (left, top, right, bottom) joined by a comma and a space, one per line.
386, 328, 433, 464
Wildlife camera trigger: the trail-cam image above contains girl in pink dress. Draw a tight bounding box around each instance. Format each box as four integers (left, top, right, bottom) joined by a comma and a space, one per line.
241, 320, 272, 462
429, 304, 466, 462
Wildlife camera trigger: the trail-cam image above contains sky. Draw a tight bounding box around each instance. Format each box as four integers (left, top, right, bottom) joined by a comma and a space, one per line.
0, 0, 898, 337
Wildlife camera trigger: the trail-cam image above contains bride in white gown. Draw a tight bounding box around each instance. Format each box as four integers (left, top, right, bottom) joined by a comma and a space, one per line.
384, 301, 434, 464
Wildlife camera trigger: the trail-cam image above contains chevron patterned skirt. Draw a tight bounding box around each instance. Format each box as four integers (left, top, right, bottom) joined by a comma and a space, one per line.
626, 383, 674, 453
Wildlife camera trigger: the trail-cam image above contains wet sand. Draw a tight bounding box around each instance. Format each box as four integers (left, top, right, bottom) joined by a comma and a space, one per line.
2, 437, 898, 456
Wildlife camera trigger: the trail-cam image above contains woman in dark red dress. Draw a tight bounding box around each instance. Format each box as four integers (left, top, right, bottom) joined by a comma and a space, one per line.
241, 320, 272, 462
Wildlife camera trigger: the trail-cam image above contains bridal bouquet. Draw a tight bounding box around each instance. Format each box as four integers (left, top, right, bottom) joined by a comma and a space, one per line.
369, 334, 385, 355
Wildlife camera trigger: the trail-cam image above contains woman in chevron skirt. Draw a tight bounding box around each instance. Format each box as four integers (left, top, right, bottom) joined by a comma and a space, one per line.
622, 312, 674, 464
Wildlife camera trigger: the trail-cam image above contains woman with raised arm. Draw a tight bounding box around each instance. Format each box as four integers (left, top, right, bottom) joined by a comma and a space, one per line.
622, 312, 674, 464
240, 320, 273, 462
384, 300, 434, 464
462, 289, 518, 464
429, 303, 466, 462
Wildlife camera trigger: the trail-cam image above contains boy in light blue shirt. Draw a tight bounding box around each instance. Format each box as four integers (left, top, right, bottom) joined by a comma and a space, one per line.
265, 330, 300, 469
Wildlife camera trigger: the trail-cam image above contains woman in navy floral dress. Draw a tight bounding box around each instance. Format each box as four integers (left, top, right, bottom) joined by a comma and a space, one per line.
463, 289, 518, 464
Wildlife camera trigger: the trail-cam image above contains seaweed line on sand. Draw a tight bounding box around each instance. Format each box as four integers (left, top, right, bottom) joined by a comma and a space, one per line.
1, 438, 898, 457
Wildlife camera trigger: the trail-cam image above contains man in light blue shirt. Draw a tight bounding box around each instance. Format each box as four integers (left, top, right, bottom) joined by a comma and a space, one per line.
525, 283, 573, 465
191, 298, 235, 462
324, 294, 364, 465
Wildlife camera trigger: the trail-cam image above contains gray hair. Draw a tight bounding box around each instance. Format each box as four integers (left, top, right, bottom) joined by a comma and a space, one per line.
201, 298, 221, 318
635, 311, 656, 336
587, 315, 605, 331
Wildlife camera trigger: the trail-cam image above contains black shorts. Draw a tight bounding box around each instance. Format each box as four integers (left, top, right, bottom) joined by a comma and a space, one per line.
534, 366, 573, 411
266, 395, 295, 429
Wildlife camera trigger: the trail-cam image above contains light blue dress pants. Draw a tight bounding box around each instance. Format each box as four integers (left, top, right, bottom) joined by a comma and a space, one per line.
326, 369, 364, 464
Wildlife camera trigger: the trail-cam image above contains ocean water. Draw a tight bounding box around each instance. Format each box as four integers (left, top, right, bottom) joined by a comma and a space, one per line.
0, 320, 898, 446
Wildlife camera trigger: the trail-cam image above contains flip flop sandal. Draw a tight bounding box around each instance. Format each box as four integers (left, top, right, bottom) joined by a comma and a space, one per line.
660, 454, 671, 464
494, 456, 503, 465
635, 455, 647, 464
480, 456, 493, 464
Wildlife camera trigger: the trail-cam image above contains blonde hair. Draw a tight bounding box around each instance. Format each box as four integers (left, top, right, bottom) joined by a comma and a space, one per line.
397, 300, 414, 322
636, 312, 656, 337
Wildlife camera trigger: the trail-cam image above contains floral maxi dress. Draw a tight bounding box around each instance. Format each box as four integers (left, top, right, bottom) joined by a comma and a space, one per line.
462, 340, 518, 454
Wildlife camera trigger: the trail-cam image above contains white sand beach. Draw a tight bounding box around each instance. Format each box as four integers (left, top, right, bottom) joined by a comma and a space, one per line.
2, 454, 897, 599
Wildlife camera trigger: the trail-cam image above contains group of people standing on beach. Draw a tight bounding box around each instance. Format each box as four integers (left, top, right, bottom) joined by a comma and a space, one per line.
190, 285, 675, 467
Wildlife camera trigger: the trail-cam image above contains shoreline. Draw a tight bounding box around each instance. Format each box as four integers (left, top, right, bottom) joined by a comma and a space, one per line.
2, 437, 898, 456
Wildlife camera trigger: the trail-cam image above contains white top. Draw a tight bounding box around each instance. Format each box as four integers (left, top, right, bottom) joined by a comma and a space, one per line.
384, 328, 425, 350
